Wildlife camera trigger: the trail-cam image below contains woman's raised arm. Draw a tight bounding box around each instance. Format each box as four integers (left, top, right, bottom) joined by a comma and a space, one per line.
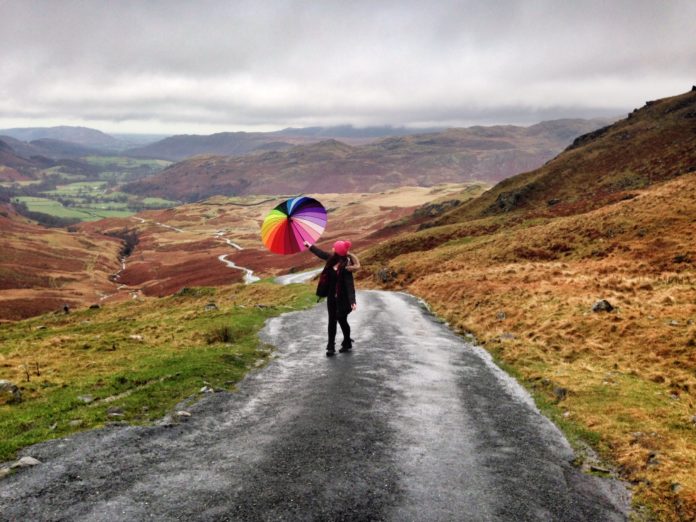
304, 241, 330, 260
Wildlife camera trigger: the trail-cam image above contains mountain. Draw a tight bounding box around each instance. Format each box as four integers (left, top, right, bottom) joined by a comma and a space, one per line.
357, 87, 696, 519
427, 88, 696, 225
0, 135, 106, 161
273, 124, 444, 138
123, 118, 612, 202
124, 131, 297, 161
123, 125, 446, 161
24, 138, 106, 158
0, 138, 51, 181
0, 137, 103, 180
0, 126, 121, 150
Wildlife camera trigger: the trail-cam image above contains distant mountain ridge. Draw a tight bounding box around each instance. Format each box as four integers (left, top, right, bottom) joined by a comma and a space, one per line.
123, 125, 448, 161
123, 118, 613, 202
0, 126, 121, 149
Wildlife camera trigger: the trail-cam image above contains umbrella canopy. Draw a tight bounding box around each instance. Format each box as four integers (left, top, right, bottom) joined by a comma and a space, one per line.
261, 196, 327, 255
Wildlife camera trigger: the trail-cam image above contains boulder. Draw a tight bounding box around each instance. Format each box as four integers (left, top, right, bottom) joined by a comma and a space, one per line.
204, 302, 219, 311
591, 299, 614, 313
0, 380, 21, 403
77, 395, 94, 404
376, 267, 398, 284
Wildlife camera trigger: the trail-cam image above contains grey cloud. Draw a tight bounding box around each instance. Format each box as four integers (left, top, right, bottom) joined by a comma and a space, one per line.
1, 0, 694, 133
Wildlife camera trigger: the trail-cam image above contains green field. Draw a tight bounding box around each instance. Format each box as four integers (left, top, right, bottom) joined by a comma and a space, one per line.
7, 156, 178, 223
14, 197, 134, 221
142, 197, 178, 206
82, 155, 171, 169
44, 181, 107, 195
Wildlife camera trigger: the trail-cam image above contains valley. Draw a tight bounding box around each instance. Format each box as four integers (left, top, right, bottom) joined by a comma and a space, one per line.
1, 90, 695, 520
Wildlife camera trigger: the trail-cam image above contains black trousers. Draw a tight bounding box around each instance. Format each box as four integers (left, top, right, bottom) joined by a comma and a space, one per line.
327, 297, 351, 348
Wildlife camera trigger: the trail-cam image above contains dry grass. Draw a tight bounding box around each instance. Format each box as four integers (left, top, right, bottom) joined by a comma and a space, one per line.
360, 174, 696, 520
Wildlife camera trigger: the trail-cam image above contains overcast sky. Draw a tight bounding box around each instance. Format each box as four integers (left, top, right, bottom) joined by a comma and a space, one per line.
0, 0, 694, 135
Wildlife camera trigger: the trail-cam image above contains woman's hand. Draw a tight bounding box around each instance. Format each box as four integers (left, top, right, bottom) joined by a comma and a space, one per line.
351, 303, 357, 311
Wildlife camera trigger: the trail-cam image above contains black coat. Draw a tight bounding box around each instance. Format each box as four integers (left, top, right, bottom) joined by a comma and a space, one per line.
309, 245, 356, 314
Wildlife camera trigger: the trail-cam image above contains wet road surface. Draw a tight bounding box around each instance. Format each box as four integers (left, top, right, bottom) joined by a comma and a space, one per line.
0, 291, 628, 521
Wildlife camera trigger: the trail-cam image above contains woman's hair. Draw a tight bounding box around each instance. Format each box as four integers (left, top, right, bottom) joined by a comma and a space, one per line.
326, 253, 348, 268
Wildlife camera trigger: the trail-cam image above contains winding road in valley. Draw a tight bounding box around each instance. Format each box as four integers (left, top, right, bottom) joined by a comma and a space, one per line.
0, 291, 628, 521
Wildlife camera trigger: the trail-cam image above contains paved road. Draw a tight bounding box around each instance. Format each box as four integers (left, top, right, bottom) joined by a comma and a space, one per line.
275, 267, 323, 285
0, 291, 628, 521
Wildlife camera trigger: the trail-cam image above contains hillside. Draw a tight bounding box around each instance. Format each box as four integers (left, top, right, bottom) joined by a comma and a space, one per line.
436, 88, 696, 224
123, 118, 611, 202
0, 139, 51, 181
357, 88, 696, 520
0, 203, 123, 320
0, 126, 122, 150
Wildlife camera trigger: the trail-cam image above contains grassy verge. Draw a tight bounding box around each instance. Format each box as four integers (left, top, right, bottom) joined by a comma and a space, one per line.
0, 282, 315, 463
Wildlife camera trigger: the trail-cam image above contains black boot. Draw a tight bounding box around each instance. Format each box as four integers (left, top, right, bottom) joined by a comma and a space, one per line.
339, 338, 353, 353
326, 343, 336, 357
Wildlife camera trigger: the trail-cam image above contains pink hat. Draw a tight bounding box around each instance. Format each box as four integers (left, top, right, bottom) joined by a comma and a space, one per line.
333, 240, 352, 256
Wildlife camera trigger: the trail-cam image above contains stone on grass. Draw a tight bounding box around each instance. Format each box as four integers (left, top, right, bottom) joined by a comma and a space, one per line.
69, 420, 84, 427
0, 380, 22, 403
591, 299, 614, 313
204, 302, 219, 311
11, 456, 41, 469
107, 407, 124, 418
78, 395, 94, 404
496, 311, 506, 321
129, 334, 144, 341
200, 386, 214, 394
553, 386, 568, 401
0, 467, 11, 479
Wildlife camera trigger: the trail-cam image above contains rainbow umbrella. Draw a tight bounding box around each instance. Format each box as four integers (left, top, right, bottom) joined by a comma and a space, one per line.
261, 196, 327, 255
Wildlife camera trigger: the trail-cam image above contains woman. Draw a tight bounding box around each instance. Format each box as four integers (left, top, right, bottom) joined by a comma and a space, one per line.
304, 239, 360, 356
